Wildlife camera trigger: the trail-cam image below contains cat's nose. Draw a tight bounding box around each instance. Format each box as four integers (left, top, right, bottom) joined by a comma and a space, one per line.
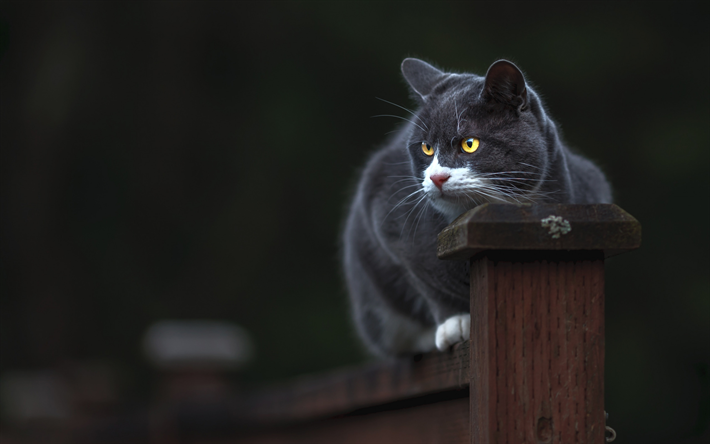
430, 173, 450, 190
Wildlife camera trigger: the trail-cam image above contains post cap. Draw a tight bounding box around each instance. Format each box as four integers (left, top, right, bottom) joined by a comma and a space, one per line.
437, 203, 641, 260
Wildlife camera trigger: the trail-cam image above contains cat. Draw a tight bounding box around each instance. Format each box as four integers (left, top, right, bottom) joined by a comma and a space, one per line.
342, 58, 612, 357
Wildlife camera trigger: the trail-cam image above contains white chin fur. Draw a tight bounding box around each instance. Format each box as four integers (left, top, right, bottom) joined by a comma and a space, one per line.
422, 155, 478, 222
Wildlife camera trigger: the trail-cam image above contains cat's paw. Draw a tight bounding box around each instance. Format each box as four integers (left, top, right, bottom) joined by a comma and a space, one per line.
435, 314, 470, 351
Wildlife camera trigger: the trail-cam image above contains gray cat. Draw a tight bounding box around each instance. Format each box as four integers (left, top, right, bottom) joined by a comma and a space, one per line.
342, 58, 611, 357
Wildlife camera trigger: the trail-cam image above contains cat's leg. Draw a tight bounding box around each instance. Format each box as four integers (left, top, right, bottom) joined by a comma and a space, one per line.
385, 309, 437, 354
353, 299, 437, 356
418, 284, 471, 351
412, 258, 471, 351
345, 237, 438, 356
415, 295, 470, 351
434, 314, 470, 351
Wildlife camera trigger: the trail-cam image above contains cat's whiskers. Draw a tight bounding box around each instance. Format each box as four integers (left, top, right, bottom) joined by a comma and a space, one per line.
518, 161, 545, 171
514, 162, 549, 195
390, 181, 421, 190
434, 174, 548, 207
476, 170, 545, 177
473, 182, 557, 204
487, 173, 561, 199
376, 97, 429, 130
410, 198, 431, 239
385, 185, 422, 205
372, 114, 427, 133
384, 185, 423, 205
382, 188, 426, 223
471, 187, 525, 204
387, 176, 423, 192
399, 193, 429, 239
463, 193, 483, 209
480, 177, 549, 183
383, 161, 413, 166
478, 180, 537, 199
386, 174, 422, 183
390, 188, 425, 209
388, 178, 421, 187
480, 178, 554, 195
458, 170, 558, 202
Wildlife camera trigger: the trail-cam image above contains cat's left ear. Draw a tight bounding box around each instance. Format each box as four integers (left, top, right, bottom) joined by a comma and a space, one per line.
401, 58, 445, 100
483, 60, 528, 112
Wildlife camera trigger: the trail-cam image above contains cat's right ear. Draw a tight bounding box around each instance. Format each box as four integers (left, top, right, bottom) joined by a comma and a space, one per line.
401, 58, 445, 101
483, 60, 528, 112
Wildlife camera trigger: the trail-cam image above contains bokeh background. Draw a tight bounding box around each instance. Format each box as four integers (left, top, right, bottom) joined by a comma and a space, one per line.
0, 1, 708, 442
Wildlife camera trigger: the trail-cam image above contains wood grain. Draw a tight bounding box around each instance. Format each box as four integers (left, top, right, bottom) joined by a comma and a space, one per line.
236, 395, 470, 444
469, 252, 605, 444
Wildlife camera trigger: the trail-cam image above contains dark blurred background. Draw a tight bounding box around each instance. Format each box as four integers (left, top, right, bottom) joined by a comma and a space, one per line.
0, 1, 708, 443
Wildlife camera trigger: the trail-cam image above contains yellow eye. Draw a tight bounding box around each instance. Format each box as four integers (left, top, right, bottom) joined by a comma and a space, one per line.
421, 142, 434, 156
461, 137, 480, 153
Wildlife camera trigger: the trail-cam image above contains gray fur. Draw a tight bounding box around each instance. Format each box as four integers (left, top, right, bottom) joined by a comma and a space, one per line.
342, 58, 611, 357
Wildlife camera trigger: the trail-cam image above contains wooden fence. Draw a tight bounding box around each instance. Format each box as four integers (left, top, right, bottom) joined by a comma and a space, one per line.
232, 204, 641, 443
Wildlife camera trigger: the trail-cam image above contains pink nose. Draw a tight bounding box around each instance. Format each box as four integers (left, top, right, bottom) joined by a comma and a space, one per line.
430, 173, 450, 190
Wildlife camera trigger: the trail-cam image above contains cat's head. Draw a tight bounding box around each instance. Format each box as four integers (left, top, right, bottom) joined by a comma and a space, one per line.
400, 58, 553, 221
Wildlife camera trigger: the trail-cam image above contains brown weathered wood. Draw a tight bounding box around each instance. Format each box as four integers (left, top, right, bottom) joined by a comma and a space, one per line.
236, 395, 469, 444
438, 203, 641, 260
468, 252, 606, 444
239, 341, 469, 426
469, 257, 490, 444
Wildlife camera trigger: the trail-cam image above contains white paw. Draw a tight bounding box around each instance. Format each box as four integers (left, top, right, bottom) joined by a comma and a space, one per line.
435, 314, 470, 351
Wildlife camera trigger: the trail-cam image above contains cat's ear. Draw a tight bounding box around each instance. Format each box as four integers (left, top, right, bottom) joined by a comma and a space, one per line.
401, 58, 445, 100
483, 60, 528, 112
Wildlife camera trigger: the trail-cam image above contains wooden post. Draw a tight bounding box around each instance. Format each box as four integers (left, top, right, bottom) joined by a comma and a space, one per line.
438, 204, 641, 444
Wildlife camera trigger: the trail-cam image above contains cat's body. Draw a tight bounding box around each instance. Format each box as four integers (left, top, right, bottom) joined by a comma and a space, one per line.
342, 59, 611, 357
